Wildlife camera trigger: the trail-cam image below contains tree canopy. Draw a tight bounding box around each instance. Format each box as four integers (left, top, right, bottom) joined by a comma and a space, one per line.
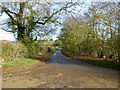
0, 1, 76, 41
59, 2, 119, 61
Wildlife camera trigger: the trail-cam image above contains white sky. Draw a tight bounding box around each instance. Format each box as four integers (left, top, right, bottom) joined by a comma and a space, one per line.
0, 29, 16, 41
0, 13, 16, 41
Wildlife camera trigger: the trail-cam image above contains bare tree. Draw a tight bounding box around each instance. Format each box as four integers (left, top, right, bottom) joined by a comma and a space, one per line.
0, 1, 76, 40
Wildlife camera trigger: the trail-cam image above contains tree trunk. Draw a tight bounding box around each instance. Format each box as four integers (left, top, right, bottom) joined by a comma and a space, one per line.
17, 3, 25, 40
17, 25, 25, 40
77, 44, 80, 52
118, 2, 120, 61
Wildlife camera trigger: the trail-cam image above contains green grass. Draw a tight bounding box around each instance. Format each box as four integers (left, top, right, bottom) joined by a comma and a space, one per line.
78, 59, 120, 70
62, 50, 120, 71
1, 59, 39, 67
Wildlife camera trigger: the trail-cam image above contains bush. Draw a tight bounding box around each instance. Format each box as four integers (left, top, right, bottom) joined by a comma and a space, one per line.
25, 41, 43, 58
0, 39, 58, 62
0, 40, 28, 62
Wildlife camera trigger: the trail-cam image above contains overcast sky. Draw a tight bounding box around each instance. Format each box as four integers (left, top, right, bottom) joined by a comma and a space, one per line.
0, 12, 16, 41
0, 29, 16, 41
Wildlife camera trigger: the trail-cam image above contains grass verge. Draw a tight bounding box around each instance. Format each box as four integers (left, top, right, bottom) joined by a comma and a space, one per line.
1, 59, 39, 67
62, 50, 120, 71
75, 59, 120, 70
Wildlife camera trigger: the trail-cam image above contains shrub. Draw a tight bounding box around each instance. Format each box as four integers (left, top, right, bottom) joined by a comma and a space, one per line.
25, 41, 43, 58
0, 40, 28, 62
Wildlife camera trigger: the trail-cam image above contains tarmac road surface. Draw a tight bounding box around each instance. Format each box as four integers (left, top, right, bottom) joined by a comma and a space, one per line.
2, 49, 119, 88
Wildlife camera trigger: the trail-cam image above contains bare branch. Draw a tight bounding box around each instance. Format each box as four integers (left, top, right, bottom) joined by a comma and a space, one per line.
35, 21, 45, 25
4, 10, 17, 25
36, 2, 77, 25
3, 7, 18, 16
55, 21, 63, 25
0, 22, 11, 25
0, 28, 13, 32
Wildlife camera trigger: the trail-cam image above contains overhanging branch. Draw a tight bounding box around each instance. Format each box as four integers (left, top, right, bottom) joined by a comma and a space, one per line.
36, 2, 77, 25
4, 10, 17, 25
35, 21, 45, 25
0, 22, 11, 25
4, 7, 18, 16
0, 28, 13, 32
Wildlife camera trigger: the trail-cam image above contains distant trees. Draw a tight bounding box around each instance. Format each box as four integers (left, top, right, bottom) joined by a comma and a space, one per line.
50, 38, 53, 41
60, 2, 119, 61
54, 39, 62, 46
